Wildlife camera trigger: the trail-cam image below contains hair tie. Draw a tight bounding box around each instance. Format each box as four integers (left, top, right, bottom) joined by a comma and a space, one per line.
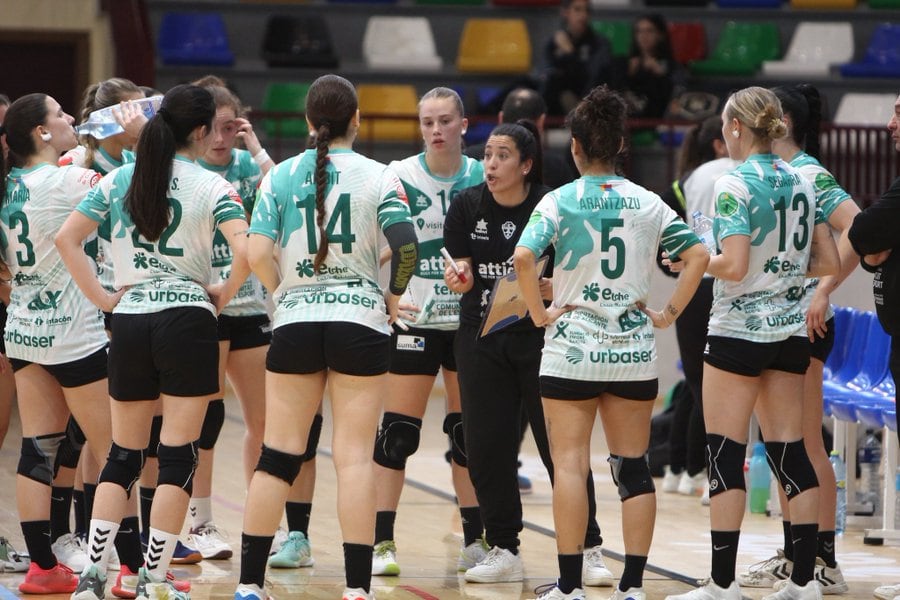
157, 107, 171, 124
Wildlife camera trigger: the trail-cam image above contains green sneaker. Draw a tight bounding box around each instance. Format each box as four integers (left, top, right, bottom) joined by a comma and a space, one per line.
72, 562, 107, 600
267, 531, 314, 568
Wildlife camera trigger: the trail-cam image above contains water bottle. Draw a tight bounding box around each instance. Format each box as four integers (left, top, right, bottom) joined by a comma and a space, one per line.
858, 432, 882, 514
749, 441, 771, 514
830, 450, 846, 535
691, 210, 716, 254
75, 95, 163, 140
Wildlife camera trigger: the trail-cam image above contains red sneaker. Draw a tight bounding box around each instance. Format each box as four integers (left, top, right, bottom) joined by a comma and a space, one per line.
18, 562, 77, 594
111, 565, 191, 599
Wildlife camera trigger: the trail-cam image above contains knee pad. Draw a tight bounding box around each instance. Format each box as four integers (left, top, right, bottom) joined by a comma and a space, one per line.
156, 442, 198, 496
443, 412, 467, 467
706, 434, 747, 498
146, 415, 163, 458
300, 414, 323, 463
255, 444, 303, 485
373, 412, 421, 471
607, 454, 655, 501
99, 443, 146, 496
18, 432, 65, 485
55, 417, 86, 472
765, 440, 819, 499
198, 399, 225, 450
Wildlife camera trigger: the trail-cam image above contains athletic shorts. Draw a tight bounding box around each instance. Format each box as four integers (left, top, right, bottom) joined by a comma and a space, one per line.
0, 302, 7, 354
809, 317, 836, 363
266, 321, 389, 376
389, 326, 457, 376
704, 335, 810, 377
103, 311, 113, 332
217, 314, 272, 350
109, 307, 219, 400
10, 346, 108, 388
540, 375, 658, 401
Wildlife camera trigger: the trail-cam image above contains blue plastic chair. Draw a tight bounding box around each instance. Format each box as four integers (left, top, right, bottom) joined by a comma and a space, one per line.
840, 24, 900, 78
157, 12, 234, 66
716, 0, 783, 6
841, 317, 891, 393
824, 311, 875, 392
856, 398, 893, 429
884, 408, 897, 432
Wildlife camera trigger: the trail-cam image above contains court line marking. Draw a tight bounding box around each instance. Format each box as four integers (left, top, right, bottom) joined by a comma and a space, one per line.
0, 583, 19, 600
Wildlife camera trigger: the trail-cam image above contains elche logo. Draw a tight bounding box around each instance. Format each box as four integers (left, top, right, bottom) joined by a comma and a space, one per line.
415, 193, 429, 209
475, 219, 488, 234
582, 283, 600, 302
296, 259, 316, 278
501, 220, 516, 240
133, 252, 149, 269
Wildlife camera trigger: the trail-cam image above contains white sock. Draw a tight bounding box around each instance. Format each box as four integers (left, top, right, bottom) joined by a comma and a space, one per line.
189, 497, 212, 530
145, 528, 178, 579
86, 519, 120, 572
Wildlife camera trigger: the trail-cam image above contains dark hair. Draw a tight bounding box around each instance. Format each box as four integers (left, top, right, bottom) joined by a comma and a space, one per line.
306, 74, 358, 272
140, 86, 162, 98
677, 115, 723, 178
0, 93, 49, 180
630, 14, 673, 61
489, 119, 543, 186
567, 85, 627, 166
193, 75, 245, 117
125, 84, 214, 241
79, 78, 142, 167
0, 94, 10, 108
772, 84, 822, 160
501, 88, 546, 124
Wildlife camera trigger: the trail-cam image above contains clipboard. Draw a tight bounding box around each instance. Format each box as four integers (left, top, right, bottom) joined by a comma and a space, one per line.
479, 255, 550, 337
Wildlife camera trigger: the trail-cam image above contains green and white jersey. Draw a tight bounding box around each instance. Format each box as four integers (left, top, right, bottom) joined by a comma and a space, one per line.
708, 154, 820, 342
198, 149, 267, 317
518, 176, 699, 382
0, 164, 107, 364
77, 156, 246, 316
389, 153, 483, 330
250, 148, 412, 334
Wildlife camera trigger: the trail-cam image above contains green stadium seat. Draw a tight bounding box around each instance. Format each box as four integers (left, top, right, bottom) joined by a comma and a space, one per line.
867, 0, 900, 6
690, 22, 780, 76
591, 20, 631, 58
261, 82, 310, 139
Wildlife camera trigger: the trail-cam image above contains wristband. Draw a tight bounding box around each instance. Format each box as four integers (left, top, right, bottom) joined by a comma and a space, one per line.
252, 149, 270, 167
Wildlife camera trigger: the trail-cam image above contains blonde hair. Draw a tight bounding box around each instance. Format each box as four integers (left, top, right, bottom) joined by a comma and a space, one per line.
79, 78, 142, 166
418, 87, 465, 117
724, 86, 787, 142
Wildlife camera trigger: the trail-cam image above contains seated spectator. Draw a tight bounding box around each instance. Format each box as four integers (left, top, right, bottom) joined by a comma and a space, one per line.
618, 14, 685, 120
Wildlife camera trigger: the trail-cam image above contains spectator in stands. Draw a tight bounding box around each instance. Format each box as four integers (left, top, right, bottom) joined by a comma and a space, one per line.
618, 14, 684, 120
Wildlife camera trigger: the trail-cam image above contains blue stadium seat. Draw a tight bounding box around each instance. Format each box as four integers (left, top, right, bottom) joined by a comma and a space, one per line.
840, 24, 900, 78
823, 307, 854, 381
884, 408, 897, 432
157, 12, 234, 66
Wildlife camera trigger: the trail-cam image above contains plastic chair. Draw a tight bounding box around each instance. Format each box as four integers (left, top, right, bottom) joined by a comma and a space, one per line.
157, 12, 234, 66
716, 0, 782, 5
834, 93, 899, 126
363, 17, 442, 71
668, 22, 706, 65
867, 0, 899, 5
457, 19, 531, 74
840, 24, 900, 78
592, 21, 632, 58
690, 22, 780, 75
762, 22, 853, 76
824, 311, 875, 389
261, 83, 311, 139
790, 0, 856, 6
357, 84, 419, 142
884, 408, 897, 433
262, 15, 338, 68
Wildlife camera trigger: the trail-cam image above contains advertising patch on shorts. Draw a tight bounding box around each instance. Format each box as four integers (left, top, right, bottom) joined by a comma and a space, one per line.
396, 335, 425, 351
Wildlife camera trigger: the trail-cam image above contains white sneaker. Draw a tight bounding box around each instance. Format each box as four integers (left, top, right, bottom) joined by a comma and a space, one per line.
52, 533, 89, 572
610, 587, 646, 600
107, 548, 120, 572
737, 549, 793, 588
531, 583, 585, 599
464, 546, 523, 583
701, 481, 710, 506
234, 583, 272, 600
678, 471, 707, 496
662, 466, 682, 493
342, 587, 374, 600
372, 540, 399, 576
269, 527, 288, 556
813, 559, 848, 595
188, 523, 232, 560
0, 536, 30, 572
874, 584, 900, 600
665, 580, 742, 600
458, 538, 489, 572
765, 580, 822, 600
583, 546, 614, 587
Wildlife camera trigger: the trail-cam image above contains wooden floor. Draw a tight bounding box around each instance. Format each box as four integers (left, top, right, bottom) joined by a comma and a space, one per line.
0, 391, 897, 600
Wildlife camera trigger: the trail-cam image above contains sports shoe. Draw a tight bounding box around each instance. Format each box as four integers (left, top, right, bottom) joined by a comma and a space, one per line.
111, 565, 190, 599
342, 588, 374, 600
168, 540, 202, 565
611, 587, 646, 600
531, 583, 585, 599
72, 563, 107, 600
234, 583, 271, 600
18, 561, 78, 594
464, 546, 523, 583
53, 533, 90, 572
874, 583, 900, 600
518, 473, 533, 495
664, 580, 742, 600
678, 471, 707, 496
188, 523, 232, 560
372, 540, 399, 576
764, 579, 822, 600
267, 531, 314, 568
269, 528, 288, 556
133, 567, 189, 600
458, 537, 489, 572
0, 536, 30, 572
662, 466, 682, 493
737, 549, 793, 588
107, 549, 120, 572
583, 546, 614, 587
812, 559, 848, 595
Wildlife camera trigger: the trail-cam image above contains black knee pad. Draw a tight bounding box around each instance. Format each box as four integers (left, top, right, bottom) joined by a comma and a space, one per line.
198, 399, 225, 450
18, 433, 65, 485
706, 434, 747, 498
373, 412, 421, 470
300, 414, 323, 463
608, 454, 655, 501
156, 442, 198, 496
443, 412, 467, 467
255, 444, 303, 485
146, 415, 163, 458
765, 440, 819, 499
99, 443, 146, 496
55, 417, 86, 472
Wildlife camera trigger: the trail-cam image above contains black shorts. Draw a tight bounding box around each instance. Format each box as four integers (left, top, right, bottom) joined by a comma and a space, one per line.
704, 335, 810, 377
10, 346, 108, 388
0, 302, 7, 354
809, 316, 836, 363
109, 307, 219, 400
217, 314, 272, 350
540, 375, 658, 401
267, 321, 389, 376
103, 311, 113, 332
389, 326, 456, 376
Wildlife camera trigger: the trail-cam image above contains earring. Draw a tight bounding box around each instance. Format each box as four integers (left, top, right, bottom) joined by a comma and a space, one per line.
40, 131, 52, 142
731, 130, 740, 139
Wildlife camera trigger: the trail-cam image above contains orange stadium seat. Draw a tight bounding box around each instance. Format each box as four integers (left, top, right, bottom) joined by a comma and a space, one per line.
456, 19, 531, 74
357, 84, 420, 142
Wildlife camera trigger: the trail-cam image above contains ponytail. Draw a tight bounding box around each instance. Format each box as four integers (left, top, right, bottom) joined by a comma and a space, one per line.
313, 123, 331, 273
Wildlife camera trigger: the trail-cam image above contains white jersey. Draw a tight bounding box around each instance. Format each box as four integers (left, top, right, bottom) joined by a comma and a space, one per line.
389, 153, 483, 329
683, 157, 739, 228
250, 148, 412, 334
517, 176, 699, 382
0, 163, 107, 364
76, 156, 246, 315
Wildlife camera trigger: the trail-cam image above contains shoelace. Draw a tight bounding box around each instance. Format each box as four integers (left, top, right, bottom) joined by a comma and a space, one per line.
532, 583, 560, 598
375, 541, 396, 557
480, 548, 507, 566
747, 554, 784, 573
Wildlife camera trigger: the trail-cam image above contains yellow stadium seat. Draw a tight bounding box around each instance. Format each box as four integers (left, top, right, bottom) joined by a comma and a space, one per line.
357, 84, 419, 142
457, 19, 531, 74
